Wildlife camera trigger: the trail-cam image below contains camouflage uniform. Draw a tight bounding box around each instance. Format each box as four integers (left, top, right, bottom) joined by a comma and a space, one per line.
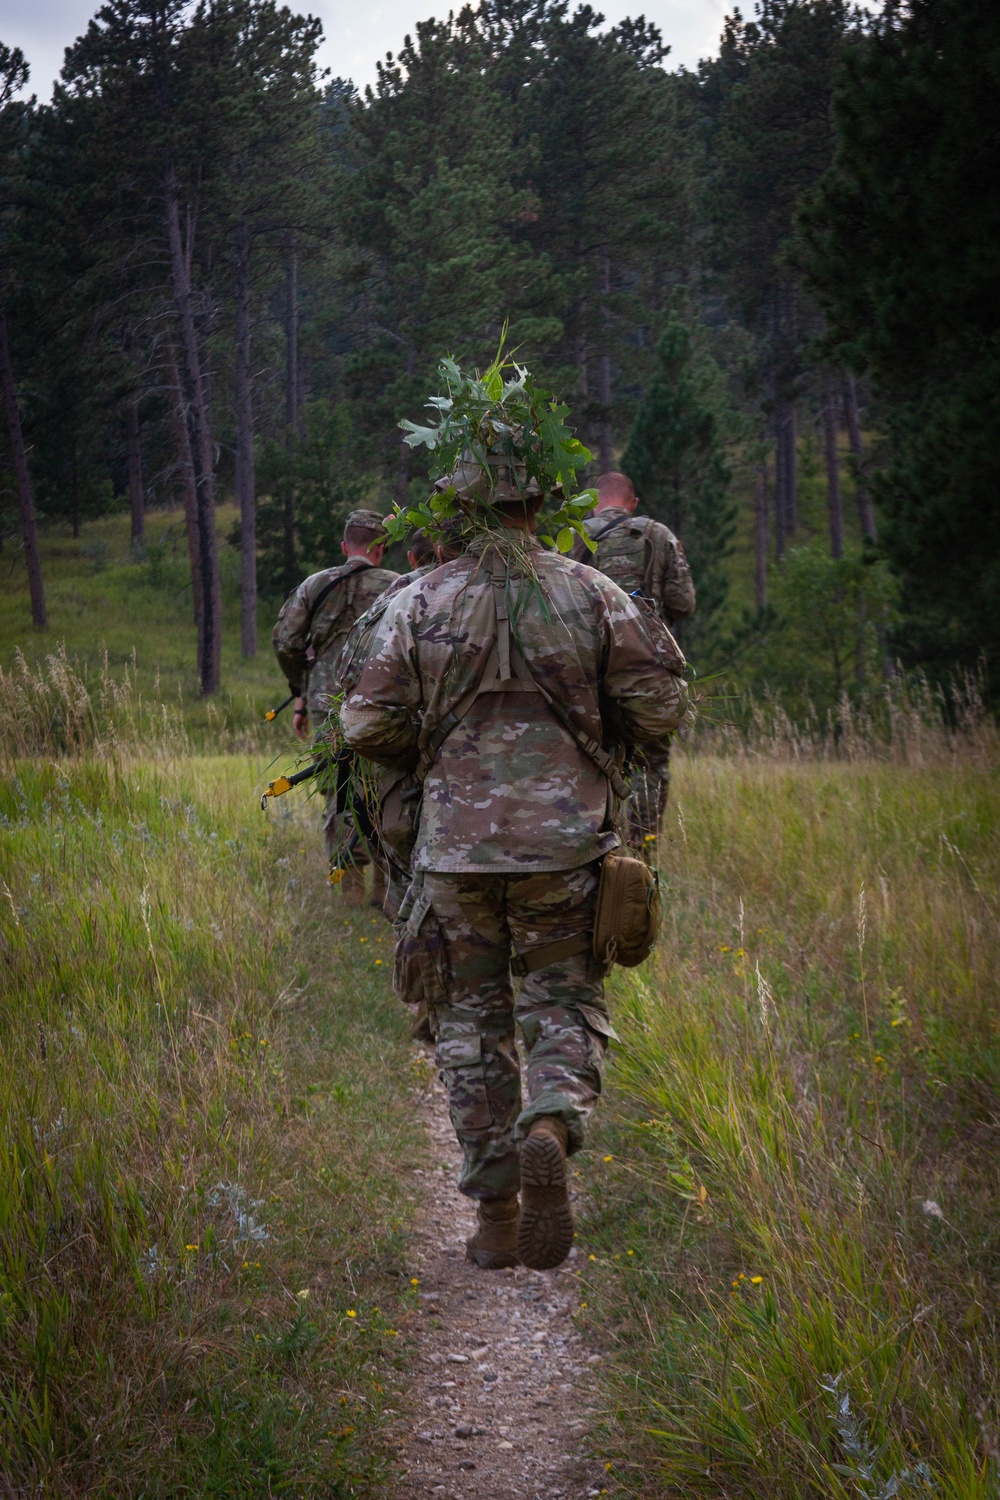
272, 526, 398, 861
572, 507, 695, 852
341, 537, 687, 1200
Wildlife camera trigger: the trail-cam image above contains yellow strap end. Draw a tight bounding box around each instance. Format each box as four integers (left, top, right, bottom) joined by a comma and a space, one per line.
264, 709, 277, 721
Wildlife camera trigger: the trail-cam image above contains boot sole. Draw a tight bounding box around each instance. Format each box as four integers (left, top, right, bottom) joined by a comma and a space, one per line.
517, 1133, 574, 1270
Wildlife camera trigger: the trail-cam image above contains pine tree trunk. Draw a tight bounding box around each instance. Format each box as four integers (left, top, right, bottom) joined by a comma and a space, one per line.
163, 161, 221, 695
234, 226, 256, 658
126, 400, 145, 545
282, 243, 299, 593
165, 339, 203, 631
822, 372, 844, 560
783, 400, 798, 537
843, 371, 876, 542
0, 299, 45, 627
754, 463, 768, 609
773, 391, 786, 561
596, 245, 613, 473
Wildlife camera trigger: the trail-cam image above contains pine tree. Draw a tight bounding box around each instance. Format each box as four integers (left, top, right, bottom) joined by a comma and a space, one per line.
798, 0, 1000, 677
0, 45, 46, 627
622, 298, 735, 641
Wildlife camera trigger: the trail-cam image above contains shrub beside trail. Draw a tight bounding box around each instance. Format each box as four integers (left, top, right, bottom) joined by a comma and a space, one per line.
581, 755, 1000, 1498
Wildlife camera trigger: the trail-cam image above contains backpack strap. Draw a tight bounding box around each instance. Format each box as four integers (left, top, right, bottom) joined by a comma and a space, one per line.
415, 559, 630, 801
591, 511, 632, 545
305, 559, 371, 646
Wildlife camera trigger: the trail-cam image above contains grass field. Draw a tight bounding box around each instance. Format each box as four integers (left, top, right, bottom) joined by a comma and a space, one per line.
581, 753, 1000, 1498
0, 506, 291, 743
0, 745, 424, 1496
2, 512, 998, 1497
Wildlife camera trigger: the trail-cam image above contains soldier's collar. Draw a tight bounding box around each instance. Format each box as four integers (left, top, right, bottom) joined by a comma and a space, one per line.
466, 534, 542, 559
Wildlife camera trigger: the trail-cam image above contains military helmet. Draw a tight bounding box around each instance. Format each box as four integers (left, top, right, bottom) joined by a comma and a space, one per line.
435, 450, 542, 506
344, 508, 389, 539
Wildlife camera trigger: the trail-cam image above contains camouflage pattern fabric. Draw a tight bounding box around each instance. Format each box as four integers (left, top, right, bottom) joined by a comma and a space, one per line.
571, 508, 694, 846
571, 506, 696, 626
272, 556, 400, 718
273, 555, 399, 869
626, 743, 672, 854
340, 537, 688, 874
421, 863, 613, 1201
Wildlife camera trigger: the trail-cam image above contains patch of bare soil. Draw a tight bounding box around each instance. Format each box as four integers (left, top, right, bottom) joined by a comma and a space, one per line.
391, 1063, 610, 1500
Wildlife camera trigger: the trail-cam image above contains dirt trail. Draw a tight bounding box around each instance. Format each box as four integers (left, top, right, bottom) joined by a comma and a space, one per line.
391, 1064, 610, 1500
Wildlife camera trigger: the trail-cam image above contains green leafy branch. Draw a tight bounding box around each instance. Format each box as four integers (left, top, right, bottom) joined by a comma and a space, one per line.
385, 340, 598, 554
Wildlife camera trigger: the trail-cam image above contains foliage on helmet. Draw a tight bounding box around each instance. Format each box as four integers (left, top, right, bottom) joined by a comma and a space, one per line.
383, 339, 598, 555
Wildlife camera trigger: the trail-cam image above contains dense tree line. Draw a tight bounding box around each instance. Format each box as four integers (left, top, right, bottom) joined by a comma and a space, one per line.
0, 0, 995, 697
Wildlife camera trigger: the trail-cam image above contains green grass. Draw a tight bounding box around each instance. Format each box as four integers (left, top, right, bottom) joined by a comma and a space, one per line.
0, 751, 423, 1496
0, 506, 289, 742
578, 756, 1000, 1497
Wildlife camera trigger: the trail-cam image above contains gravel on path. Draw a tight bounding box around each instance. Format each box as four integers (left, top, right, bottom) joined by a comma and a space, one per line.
391, 1066, 610, 1500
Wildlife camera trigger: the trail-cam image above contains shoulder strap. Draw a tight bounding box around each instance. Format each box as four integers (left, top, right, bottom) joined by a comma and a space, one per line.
590, 511, 631, 546
641, 516, 657, 599
305, 560, 371, 644
415, 562, 629, 800
304, 571, 345, 641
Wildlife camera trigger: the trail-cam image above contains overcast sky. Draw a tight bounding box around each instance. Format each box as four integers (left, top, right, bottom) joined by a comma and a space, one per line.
0, 0, 731, 101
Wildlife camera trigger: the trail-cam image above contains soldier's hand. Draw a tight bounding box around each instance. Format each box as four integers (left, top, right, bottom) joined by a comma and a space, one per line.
293, 700, 310, 741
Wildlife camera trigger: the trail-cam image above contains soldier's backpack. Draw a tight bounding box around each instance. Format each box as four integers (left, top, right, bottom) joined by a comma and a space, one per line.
575, 512, 656, 600
304, 560, 368, 662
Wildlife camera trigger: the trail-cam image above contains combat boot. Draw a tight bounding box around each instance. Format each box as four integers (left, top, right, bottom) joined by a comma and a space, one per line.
466, 1196, 520, 1270
517, 1116, 573, 1270
340, 867, 366, 906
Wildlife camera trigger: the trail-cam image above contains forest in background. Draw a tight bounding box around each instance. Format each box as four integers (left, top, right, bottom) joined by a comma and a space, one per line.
0, 0, 996, 716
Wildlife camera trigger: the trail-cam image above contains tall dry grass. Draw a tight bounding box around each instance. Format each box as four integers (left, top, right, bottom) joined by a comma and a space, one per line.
0, 753, 422, 1495
580, 749, 1000, 1498
694, 663, 998, 768
0, 645, 281, 762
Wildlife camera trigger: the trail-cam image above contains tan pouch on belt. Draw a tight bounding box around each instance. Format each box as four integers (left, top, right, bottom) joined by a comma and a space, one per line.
593, 850, 661, 970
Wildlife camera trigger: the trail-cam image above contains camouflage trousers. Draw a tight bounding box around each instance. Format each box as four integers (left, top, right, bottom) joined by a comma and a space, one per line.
322, 790, 371, 868
423, 864, 614, 1202
626, 742, 672, 858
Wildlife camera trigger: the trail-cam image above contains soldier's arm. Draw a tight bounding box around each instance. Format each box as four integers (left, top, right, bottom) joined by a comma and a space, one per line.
339, 599, 421, 768
597, 582, 688, 746
653, 524, 696, 622
271, 580, 313, 695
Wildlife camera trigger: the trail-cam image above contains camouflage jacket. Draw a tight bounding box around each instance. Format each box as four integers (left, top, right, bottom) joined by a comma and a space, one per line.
571, 507, 695, 624
338, 565, 435, 702
340, 538, 687, 874
272, 557, 400, 716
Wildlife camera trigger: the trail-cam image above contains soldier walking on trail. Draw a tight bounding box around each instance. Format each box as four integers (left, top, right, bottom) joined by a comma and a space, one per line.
340, 485, 687, 1272
572, 470, 695, 857
272, 509, 399, 904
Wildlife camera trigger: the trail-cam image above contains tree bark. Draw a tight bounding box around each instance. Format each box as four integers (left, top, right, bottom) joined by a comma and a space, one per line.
773, 395, 786, 561
0, 299, 45, 627
126, 399, 145, 545
165, 339, 203, 631
822, 372, 844, 560
596, 245, 613, 473
234, 225, 256, 657
843, 370, 876, 542
754, 463, 768, 609
163, 160, 221, 695
282, 243, 300, 593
